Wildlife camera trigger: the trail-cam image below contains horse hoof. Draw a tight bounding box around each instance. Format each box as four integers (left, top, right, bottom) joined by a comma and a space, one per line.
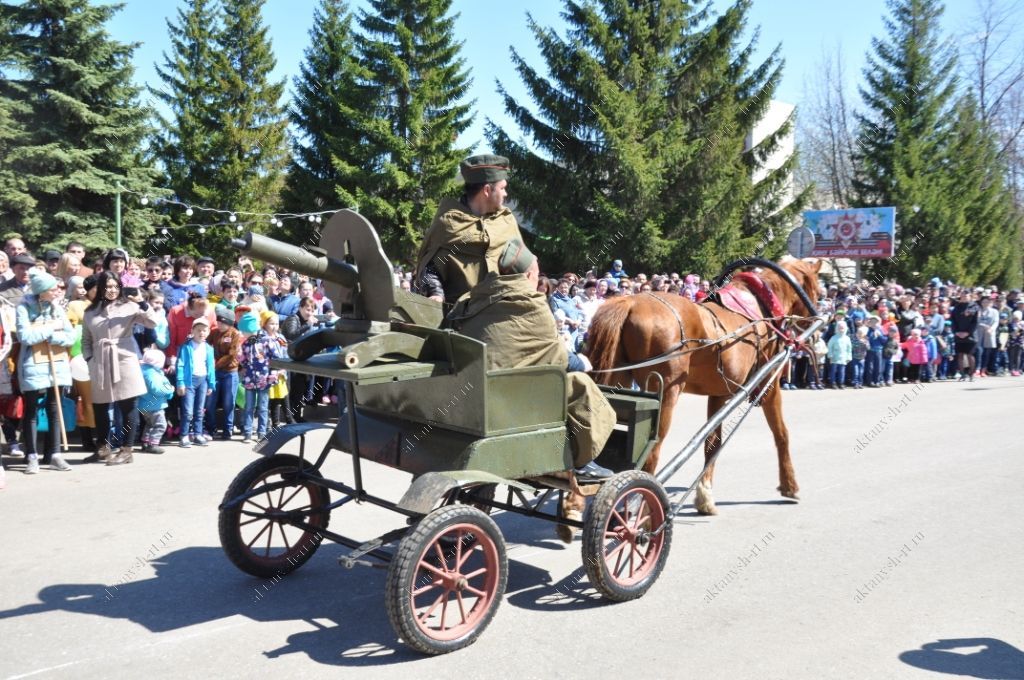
556, 524, 576, 544
695, 504, 718, 516
777, 485, 800, 501
557, 509, 582, 544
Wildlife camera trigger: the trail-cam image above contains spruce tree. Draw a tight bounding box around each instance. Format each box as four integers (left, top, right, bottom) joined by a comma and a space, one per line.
151, 0, 221, 223
946, 95, 1022, 286
0, 7, 36, 234
0, 0, 161, 253
853, 0, 960, 283
356, 0, 474, 261
487, 0, 802, 275
279, 0, 370, 244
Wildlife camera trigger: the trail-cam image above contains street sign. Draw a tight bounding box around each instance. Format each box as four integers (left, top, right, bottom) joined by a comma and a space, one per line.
787, 226, 815, 258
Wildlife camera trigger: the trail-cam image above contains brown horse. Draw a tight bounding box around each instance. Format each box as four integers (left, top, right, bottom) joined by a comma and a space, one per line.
581, 257, 822, 519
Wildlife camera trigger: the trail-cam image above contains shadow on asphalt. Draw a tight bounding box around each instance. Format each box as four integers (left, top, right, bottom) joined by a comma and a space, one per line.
899, 638, 1024, 679
0, 529, 566, 667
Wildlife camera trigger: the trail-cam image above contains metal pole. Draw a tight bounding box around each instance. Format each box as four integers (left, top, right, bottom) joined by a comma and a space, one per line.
115, 184, 122, 247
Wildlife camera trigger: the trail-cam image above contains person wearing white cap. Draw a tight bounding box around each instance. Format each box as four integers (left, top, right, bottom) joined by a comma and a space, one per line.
14, 271, 74, 473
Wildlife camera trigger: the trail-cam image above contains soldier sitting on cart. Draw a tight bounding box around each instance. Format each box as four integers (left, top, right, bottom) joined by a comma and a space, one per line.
445, 239, 617, 481
415, 154, 524, 306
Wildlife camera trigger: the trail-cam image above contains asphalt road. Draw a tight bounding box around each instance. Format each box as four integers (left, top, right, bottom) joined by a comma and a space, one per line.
1, 377, 1022, 680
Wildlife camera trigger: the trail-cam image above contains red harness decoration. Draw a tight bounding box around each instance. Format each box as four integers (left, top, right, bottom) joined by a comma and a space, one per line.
731, 272, 784, 319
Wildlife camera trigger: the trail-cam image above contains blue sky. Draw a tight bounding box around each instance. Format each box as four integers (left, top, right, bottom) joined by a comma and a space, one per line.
106, 0, 992, 152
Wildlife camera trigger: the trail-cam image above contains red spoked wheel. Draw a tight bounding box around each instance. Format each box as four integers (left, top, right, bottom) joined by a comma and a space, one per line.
218, 454, 330, 578
386, 505, 507, 655
582, 470, 672, 601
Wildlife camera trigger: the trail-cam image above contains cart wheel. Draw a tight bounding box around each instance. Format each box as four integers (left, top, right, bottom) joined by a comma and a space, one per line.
582, 470, 672, 602
386, 505, 507, 655
218, 454, 330, 578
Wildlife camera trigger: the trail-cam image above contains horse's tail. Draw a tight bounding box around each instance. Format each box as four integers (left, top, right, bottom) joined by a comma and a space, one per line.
587, 297, 633, 383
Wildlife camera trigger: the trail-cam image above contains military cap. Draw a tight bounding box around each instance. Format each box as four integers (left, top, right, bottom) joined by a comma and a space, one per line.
498, 239, 536, 275
44, 249, 62, 262
11, 253, 36, 267
460, 154, 510, 184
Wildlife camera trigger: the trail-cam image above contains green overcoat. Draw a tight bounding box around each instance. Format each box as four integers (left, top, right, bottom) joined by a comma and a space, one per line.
415, 198, 524, 305
446, 273, 616, 467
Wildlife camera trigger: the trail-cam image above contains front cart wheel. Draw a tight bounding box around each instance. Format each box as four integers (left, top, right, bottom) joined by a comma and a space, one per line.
385, 505, 507, 655
218, 454, 330, 578
582, 470, 672, 602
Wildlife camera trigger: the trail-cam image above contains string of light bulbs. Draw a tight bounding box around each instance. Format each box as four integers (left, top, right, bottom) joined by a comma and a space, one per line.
120, 187, 355, 232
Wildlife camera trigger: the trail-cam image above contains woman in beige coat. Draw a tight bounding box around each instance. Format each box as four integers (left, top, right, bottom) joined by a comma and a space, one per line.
81, 271, 162, 465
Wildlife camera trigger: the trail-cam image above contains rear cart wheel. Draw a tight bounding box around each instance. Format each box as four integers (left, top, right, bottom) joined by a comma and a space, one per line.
218, 454, 330, 578
582, 470, 672, 602
385, 505, 507, 655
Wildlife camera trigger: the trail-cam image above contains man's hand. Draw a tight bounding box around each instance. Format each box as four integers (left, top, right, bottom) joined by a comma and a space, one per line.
176, 385, 186, 397
428, 295, 443, 303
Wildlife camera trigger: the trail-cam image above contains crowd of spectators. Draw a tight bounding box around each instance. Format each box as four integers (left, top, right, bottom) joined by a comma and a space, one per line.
2, 235, 1021, 490
0, 236, 339, 487
531, 260, 1024, 388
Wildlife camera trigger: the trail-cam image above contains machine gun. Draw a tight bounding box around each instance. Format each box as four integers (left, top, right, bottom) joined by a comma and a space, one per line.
232, 209, 442, 363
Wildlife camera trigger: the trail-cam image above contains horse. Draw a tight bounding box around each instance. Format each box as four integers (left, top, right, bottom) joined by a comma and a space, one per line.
564, 257, 822, 531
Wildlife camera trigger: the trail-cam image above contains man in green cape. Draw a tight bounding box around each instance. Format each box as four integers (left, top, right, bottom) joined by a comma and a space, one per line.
415, 154, 524, 306
445, 239, 616, 480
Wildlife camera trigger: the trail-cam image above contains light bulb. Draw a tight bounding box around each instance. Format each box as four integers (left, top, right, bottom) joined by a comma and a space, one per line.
140, 196, 149, 205
198, 226, 206, 234
307, 214, 315, 222
160, 228, 168, 235
236, 224, 244, 231
269, 215, 277, 225
315, 215, 322, 223
228, 213, 237, 223
185, 207, 193, 217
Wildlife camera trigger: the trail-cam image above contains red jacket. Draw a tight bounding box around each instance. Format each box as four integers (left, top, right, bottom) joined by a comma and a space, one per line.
166, 304, 217, 359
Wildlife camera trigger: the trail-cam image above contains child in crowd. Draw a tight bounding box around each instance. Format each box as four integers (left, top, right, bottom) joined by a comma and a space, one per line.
238, 311, 284, 443
139, 349, 174, 454
1008, 311, 1023, 376
850, 326, 869, 388
216, 281, 240, 314
883, 326, 900, 386
920, 326, 938, 382
826, 321, 852, 389
208, 306, 242, 440
865, 315, 886, 387
811, 331, 827, 389
261, 311, 292, 430
176, 317, 216, 447
940, 320, 956, 379
900, 328, 929, 383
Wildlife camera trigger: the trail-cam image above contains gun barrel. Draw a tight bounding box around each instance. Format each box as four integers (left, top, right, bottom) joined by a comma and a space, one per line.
231, 232, 358, 288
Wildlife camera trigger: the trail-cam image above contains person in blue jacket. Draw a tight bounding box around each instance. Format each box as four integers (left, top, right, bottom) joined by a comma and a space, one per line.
15, 271, 74, 474
175, 317, 216, 447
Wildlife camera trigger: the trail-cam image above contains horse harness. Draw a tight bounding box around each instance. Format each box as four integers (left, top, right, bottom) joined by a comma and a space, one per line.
589, 271, 813, 391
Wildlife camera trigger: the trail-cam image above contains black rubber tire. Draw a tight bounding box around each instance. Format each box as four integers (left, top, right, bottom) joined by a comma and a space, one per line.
218, 454, 330, 578
385, 505, 507, 655
582, 470, 672, 602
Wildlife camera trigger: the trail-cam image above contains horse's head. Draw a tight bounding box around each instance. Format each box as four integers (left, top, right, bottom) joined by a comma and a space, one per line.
767, 257, 823, 316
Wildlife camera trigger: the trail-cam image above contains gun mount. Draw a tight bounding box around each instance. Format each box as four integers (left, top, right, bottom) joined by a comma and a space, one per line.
233, 209, 442, 362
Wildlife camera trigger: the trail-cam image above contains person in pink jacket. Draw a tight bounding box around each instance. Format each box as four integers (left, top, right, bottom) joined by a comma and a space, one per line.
900, 328, 929, 383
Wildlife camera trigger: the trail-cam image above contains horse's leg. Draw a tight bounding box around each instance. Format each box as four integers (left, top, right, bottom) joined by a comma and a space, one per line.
640, 380, 681, 475
694, 394, 729, 515
761, 380, 799, 500
557, 478, 588, 544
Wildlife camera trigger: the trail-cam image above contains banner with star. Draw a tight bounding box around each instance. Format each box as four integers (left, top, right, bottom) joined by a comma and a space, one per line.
802, 207, 896, 259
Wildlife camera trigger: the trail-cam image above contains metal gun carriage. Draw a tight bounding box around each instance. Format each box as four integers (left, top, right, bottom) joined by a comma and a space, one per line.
218, 210, 669, 654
